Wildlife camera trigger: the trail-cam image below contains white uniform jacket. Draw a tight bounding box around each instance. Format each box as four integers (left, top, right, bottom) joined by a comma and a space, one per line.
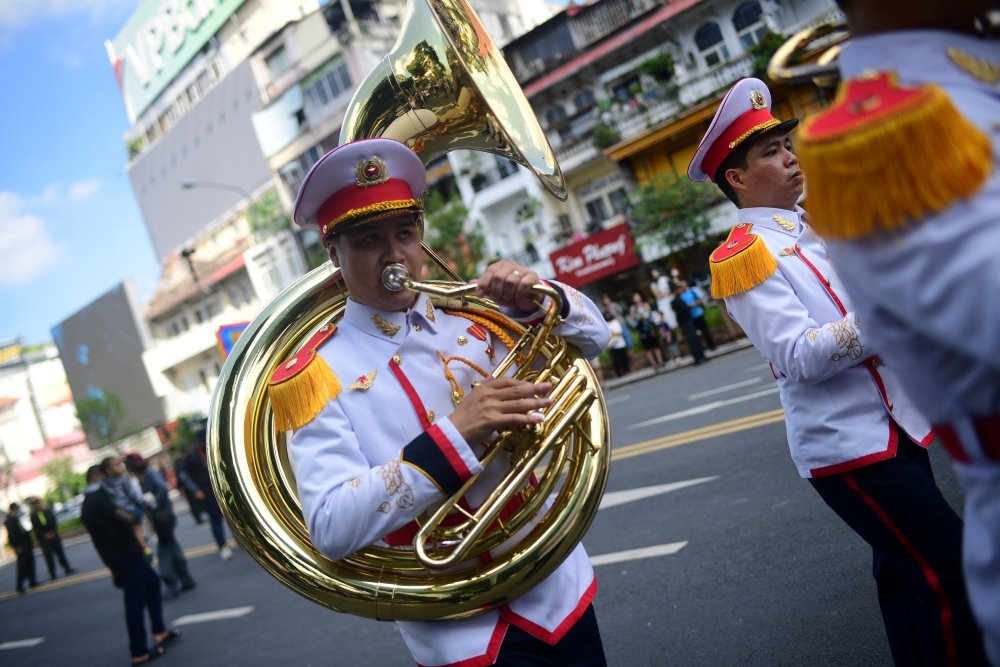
826, 30, 1000, 432
721, 207, 931, 478
825, 31, 1000, 663
291, 283, 610, 667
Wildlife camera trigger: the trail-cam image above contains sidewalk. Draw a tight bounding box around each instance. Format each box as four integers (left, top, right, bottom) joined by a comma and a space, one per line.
600, 336, 754, 391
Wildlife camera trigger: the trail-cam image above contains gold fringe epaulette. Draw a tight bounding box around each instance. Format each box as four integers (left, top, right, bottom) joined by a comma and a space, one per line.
797, 72, 992, 239
709, 224, 777, 298
268, 323, 341, 430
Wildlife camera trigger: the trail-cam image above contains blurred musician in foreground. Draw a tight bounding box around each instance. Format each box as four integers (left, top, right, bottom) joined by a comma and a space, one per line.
267, 138, 610, 667
795, 2, 1000, 662
690, 78, 985, 665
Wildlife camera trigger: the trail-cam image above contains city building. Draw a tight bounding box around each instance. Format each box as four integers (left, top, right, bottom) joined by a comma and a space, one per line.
107, 0, 322, 421
0, 340, 89, 506
453, 0, 839, 299
107, 0, 560, 422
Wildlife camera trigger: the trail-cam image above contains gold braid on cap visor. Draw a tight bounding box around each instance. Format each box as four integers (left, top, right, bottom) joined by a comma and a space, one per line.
727, 118, 781, 149
321, 199, 422, 238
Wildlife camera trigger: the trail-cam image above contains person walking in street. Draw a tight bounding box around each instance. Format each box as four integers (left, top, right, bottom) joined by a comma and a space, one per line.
28, 496, 75, 580
4, 502, 37, 594
792, 3, 1000, 661
81, 465, 180, 664
688, 76, 986, 666
125, 453, 197, 598
177, 423, 233, 561
271, 138, 611, 666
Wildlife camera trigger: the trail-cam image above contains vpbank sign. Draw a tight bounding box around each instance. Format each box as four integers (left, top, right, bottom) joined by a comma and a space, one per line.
106, 0, 246, 123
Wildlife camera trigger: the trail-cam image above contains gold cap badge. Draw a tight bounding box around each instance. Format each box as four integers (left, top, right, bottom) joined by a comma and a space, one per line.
750, 89, 767, 110
355, 156, 389, 187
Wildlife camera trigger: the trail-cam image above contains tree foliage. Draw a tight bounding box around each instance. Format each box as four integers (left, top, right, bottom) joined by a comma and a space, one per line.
164, 413, 207, 456
750, 32, 787, 82
248, 189, 292, 239
638, 50, 676, 82
75, 389, 128, 448
629, 175, 720, 252
40, 456, 86, 503
422, 189, 486, 280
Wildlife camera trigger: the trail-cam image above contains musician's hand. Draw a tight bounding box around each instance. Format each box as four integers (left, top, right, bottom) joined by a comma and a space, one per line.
472, 261, 541, 312
449, 378, 553, 445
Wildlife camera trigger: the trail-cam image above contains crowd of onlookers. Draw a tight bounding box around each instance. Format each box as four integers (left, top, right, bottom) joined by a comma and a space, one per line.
596, 267, 722, 380
2, 421, 232, 664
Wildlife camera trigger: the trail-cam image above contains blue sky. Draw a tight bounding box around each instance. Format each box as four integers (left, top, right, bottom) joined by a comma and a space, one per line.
0, 0, 160, 346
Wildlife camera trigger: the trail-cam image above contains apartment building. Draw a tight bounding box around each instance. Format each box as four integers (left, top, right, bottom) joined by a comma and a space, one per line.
451, 0, 838, 293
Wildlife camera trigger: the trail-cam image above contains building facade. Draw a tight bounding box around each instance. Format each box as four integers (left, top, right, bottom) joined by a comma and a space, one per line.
109, 0, 559, 422
0, 341, 89, 506
453, 0, 839, 299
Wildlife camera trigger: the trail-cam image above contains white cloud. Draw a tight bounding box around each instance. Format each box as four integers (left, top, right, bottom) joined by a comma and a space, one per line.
68, 179, 102, 201
0, 191, 60, 285
29, 179, 103, 207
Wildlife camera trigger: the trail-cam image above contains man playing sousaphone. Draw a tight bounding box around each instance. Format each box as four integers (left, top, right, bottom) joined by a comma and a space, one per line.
268, 138, 610, 666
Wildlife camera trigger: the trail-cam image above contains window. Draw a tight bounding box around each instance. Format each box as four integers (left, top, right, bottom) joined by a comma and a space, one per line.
573, 90, 595, 112
695, 22, 730, 67
265, 46, 291, 78
556, 214, 573, 236
495, 155, 517, 178
302, 58, 352, 113
609, 188, 629, 215
733, 2, 766, 49
544, 105, 566, 127
585, 198, 609, 225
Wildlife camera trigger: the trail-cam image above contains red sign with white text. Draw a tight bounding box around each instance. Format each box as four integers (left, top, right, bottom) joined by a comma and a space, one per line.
548, 224, 639, 287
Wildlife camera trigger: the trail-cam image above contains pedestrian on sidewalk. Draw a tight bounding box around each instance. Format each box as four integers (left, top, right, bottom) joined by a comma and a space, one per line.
669, 282, 707, 365
678, 279, 716, 351
604, 310, 630, 378
28, 496, 75, 580
125, 453, 197, 598
689, 76, 985, 665
4, 502, 37, 594
627, 291, 665, 371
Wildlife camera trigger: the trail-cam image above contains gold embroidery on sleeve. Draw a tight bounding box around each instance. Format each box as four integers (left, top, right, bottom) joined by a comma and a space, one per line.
377, 459, 415, 510
828, 318, 863, 361
569, 286, 594, 326
806, 329, 819, 341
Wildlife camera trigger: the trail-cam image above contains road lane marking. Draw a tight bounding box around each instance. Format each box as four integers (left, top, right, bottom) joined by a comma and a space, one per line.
613, 408, 785, 461
173, 606, 255, 626
628, 387, 780, 429
599, 477, 719, 510
687, 377, 764, 400
605, 394, 632, 405
590, 542, 688, 566
0, 638, 45, 650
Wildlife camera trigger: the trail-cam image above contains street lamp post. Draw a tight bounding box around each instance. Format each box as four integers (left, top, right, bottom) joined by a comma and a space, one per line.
180, 180, 252, 200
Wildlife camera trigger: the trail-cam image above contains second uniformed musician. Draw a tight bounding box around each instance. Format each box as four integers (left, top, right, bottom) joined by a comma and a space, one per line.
269, 138, 610, 667
688, 78, 986, 666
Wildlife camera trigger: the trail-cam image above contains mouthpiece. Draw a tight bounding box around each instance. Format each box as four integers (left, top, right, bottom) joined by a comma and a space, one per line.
382, 264, 409, 292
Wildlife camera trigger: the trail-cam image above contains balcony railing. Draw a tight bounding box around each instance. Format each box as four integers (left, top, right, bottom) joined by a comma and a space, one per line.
469, 166, 519, 193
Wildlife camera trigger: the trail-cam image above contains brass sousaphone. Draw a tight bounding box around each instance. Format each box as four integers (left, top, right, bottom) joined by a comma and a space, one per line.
208, 0, 610, 621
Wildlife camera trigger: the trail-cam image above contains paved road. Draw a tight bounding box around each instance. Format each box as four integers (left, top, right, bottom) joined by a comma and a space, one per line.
0, 347, 964, 666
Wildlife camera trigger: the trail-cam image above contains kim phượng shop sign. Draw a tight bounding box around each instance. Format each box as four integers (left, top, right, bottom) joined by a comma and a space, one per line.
106, 0, 247, 123
548, 224, 640, 287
